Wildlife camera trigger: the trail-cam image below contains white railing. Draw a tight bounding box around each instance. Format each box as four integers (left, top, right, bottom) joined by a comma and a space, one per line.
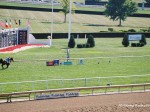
0, 74, 150, 93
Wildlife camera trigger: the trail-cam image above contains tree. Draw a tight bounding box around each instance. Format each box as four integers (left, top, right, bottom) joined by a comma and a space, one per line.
87, 34, 95, 47
104, 0, 138, 26
68, 35, 76, 48
145, 0, 150, 4
122, 34, 129, 47
60, 0, 75, 23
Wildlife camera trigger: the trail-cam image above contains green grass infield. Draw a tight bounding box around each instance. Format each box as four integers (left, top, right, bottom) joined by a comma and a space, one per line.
0, 38, 150, 93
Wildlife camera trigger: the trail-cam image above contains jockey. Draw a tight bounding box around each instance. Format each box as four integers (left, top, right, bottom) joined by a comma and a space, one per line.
5, 57, 10, 63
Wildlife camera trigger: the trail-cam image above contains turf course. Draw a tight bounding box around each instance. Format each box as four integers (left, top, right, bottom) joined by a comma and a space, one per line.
0, 38, 150, 93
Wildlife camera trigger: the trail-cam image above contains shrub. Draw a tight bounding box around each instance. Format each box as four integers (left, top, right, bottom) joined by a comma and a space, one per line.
120, 30, 128, 32
85, 43, 90, 48
100, 31, 108, 32
87, 34, 95, 47
82, 44, 86, 48
140, 29, 148, 32
140, 43, 145, 47
131, 43, 144, 47
77, 43, 90, 48
131, 43, 137, 47
148, 27, 150, 32
77, 44, 84, 48
128, 29, 136, 32
68, 35, 75, 48
122, 34, 129, 47
108, 28, 113, 32
140, 34, 147, 45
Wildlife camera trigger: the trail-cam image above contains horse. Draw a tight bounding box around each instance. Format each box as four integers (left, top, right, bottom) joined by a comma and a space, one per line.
0, 57, 14, 69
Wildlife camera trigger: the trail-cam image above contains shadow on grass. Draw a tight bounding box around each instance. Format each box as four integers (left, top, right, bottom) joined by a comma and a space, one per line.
0, 67, 7, 70
84, 24, 105, 27
61, 47, 70, 50
41, 22, 64, 24
84, 24, 147, 28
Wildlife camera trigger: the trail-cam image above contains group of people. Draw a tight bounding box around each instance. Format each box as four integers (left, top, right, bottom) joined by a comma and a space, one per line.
0, 19, 21, 29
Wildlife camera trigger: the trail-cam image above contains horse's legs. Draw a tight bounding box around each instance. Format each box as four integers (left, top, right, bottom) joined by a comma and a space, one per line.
6, 63, 10, 68
2, 64, 4, 69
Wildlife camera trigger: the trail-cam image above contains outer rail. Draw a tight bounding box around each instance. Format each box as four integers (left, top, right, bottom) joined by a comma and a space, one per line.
0, 83, 150, 103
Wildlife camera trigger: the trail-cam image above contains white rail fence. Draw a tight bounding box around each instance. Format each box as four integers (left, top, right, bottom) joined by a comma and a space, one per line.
0, 74, 150, 93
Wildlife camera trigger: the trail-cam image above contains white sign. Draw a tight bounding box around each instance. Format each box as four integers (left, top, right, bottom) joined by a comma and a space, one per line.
35, 92, 79, 100
128, 34, 142, 41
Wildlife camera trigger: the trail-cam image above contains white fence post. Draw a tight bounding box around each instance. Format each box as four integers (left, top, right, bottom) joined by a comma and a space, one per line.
0, 85, 2, 93
32, 82, 34, 91
16, 83, 19, 92
85, 78, 87, 87
46, 80, 48, 90
72, 80, 75, 87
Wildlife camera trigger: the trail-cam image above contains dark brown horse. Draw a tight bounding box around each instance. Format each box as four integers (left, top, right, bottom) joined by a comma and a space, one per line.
0, 57, 14, 69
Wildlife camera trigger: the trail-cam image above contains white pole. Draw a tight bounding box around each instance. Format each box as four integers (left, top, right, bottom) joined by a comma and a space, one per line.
68, 0, 73, 42
27, 19, 30, 44
85, 34, 86, 43
27, 25, 30, 44
77, 34, 79, 45
142, 1, 145, 10
16, 28, 18, 45
50, 0, 54, 46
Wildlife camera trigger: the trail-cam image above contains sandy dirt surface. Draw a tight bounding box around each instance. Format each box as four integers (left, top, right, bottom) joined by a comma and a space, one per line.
0, 92, 150, 112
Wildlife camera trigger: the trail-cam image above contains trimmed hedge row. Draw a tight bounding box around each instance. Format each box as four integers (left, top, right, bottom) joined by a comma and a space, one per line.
77, 43, 90, 48
131, 43, 145, 47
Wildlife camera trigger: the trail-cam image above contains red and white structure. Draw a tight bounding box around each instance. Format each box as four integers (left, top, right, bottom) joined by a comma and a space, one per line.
0, 27, 52, 48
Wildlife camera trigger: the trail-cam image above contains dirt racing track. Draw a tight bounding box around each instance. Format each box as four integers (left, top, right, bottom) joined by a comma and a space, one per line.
0, 92, 150, 112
